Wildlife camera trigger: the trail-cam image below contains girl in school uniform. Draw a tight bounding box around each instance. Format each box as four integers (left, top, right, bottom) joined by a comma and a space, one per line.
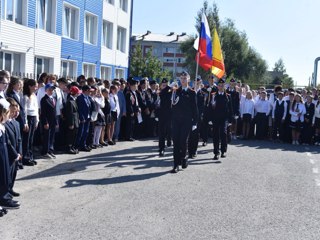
92, 87, 105, 148
109, 85, 120, 145
100, 88, 111, 146
313, 99, 320, 145
240, 91, 255, 139
290, 94, 306, 145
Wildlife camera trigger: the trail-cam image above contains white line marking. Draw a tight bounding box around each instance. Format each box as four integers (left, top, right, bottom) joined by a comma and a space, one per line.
310, 159, 315, 164
313, 168, 319, 174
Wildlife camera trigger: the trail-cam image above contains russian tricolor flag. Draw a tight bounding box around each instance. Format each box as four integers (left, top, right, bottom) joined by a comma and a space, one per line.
195, 13, 213, 71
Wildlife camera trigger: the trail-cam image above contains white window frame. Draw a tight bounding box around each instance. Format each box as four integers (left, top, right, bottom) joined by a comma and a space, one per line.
83, 63, 96, 78
62, 3, 80, 40
115, 68, 125, 79
2, 0, 27, 25
36, 0, 57, 33
84, 12, 98, 45
102, 20, 113, 49
107, 0, 114, 5
100, 66, 112, 80
117, 26, 127, 53
34, 56, 51, 76
61, 60, 77, 78
119, 0, 128, 12
0, 51, 21, 73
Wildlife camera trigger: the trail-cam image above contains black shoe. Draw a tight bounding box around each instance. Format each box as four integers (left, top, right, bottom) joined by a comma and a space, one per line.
32, 160, 38, 165
167, 141, 172, 147
126, 138, 135, 142
171, 166, 179, 173
182, 159, 189, 169
9, 190, 20, 197
192, 154, 197, 159
49, 152, 56, 159
108, 141, 115, 145
18, 161, 24, 169
90, 145, 97, 149
23, 160, 34, 166
41, 153, 52, 159
0, 199, 20, 209
67, 149, 77, 154
100, 141, 108, 146
213, 155, 219, 160
221, 153, 226, 158
80, 147, 91, 152
72, 148, 79, 154
159, 150, 164, 157
202, 142, 207, 146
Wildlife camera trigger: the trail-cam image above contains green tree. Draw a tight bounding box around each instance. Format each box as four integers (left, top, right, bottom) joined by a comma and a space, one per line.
129, 44, 170, 81
180, 1, 268, 85
270, 59, 294, 89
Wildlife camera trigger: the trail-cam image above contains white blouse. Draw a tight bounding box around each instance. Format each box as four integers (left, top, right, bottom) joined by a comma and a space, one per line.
289, 102, 306, 122
23, 94, 39, 124
241, 99, 255, 117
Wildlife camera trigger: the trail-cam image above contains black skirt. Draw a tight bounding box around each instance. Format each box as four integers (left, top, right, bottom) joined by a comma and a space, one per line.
290, 120, 302, 130
242, 113, 252, 123
111, 111, 118, 122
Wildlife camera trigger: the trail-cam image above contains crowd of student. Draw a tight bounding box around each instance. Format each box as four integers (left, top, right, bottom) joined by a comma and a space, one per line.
0, 69, 319, 214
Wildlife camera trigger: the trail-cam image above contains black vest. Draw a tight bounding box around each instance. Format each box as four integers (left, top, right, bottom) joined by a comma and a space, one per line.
275, 100, 284, 119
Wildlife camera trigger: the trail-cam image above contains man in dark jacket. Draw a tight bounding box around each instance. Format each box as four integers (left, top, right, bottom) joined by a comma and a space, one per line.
65, 86, 81, 154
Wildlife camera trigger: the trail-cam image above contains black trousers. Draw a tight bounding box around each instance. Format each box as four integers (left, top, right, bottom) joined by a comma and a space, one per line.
42, 124, 56, 155
9, 161, 18, 191
22, 116, 37, 162
188, 123, 199, 156
119, 116, 127, 140
213, 120, 228, 155
126, 115, 135, 139
255, 113, 268, 139
158, 115, 172, 151
301, 121, 314, 144
67, 127, 78, 150
172, 118, 191, 167
273, 118, 284, 141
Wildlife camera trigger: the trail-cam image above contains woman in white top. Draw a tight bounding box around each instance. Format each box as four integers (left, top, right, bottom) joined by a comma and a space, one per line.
92, 87, 105, 147
240, 91, 255, 139
289, 94, 306, 145
22, 79, 39, 166
313, 100, 320, 145
108, 85, 120, 145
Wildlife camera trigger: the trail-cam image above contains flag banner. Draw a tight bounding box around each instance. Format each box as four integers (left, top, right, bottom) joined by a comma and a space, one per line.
211, 28, 225, 78
196, 13, 213, 71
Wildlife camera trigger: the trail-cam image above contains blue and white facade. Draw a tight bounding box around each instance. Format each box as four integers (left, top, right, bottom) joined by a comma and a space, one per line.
0, 0, 132, 80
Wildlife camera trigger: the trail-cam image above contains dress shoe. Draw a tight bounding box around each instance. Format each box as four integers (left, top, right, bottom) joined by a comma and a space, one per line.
126, 138, 135, 142
9, 190, 20, 197
0, 199, 20, 209
49, 153, 56, 159
23, 160, 35, 166
90, 145, 97, 149
221, 153, 226, 158
80, 147, 91, 152
100, 141, 108, 146
170, 166, 179, 173
67, 149, 77, 154
32, 160, 38, 165
202, 142, 207, 146
167, 141, 172, 147
159, 150, 164, 157
213, 155, 219, 160
182, 159, 189, 169
72, 148, 79, 154
18, 160, 24, 169
108, 141, 115, 145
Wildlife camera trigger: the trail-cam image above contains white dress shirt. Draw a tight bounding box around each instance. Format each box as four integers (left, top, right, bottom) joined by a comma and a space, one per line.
110, 93, 120, 117
290, 102, 306, 122
254, 99, 271, 115
240, 98, 255, 117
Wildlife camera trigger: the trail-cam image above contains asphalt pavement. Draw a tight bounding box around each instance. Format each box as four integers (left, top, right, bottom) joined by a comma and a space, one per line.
1, 139, 320, 240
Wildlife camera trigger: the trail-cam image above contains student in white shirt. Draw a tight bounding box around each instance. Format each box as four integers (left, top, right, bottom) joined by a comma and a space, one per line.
272, 91, 287, 142
313, 100, 320, 145
254, 91, 270, 139
108, 85, 120, 145
240, 91, 255, 139
289, 94, 306, 145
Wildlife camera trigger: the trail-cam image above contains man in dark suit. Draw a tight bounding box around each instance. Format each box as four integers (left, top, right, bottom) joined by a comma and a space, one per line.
125, 78, 140, 141
210, 79, 233, 160
40, 83, 58, 159
75, 85, 92, 152
5, 98, 22, 197
171, 71, 198, 173
158, 78, 172, 157
226, 78, 240, 140
65, 86, 81, 154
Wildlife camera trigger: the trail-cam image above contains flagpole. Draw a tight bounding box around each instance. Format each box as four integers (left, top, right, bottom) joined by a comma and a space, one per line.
195, 13, 203, 90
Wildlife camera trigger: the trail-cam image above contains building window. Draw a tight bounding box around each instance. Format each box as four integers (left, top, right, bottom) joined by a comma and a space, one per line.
102, 21, 113, 49
107, 0, 114, 5
2, 0, 25, 25
61, 60, 76, 78
119, 0, 128, 12
84, 13, 98, 45
35, 57, 50, 77
165, 47, 175, 53
63, 4, 79, 40
101, 66, 111, 80
117, 27, 126, 53
115, 68, 124, 79
83, 63, 96, 78
37, 0, 56, 33
0, 52, 21, 73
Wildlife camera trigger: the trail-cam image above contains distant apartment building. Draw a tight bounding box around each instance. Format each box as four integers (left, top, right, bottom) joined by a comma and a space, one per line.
131, 31, 189, 79
0, 0, 132, 80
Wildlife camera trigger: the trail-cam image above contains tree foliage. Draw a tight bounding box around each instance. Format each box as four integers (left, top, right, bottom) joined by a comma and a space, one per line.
129, 44, 170, 80
181, 1, 268, 85
270, 58, 294, 89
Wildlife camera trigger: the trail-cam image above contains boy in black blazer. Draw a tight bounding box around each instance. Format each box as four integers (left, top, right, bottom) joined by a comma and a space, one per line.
5, 98, 22, 197
40, 84, 58, 159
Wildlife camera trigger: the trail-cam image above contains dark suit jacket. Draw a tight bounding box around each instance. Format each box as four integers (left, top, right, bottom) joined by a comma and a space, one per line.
125, 90, 139, 115
76, 94, 91, 122
65, 95, 79, 128
5, 119, 22, 164
212, 92, 234, 123
6, 91, 26, 127
40, 94, 57, 126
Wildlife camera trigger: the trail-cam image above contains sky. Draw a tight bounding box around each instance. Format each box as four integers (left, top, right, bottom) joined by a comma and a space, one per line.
132, 0, 320, 86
